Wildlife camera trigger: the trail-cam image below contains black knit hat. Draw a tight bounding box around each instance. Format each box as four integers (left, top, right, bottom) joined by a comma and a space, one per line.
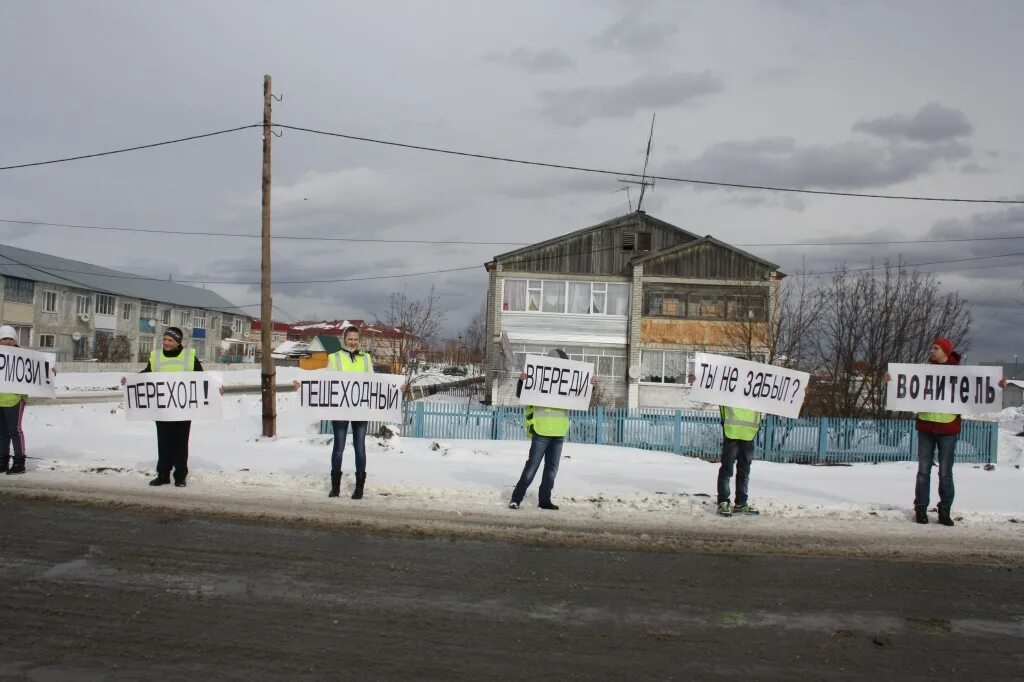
163, 327, 184, 343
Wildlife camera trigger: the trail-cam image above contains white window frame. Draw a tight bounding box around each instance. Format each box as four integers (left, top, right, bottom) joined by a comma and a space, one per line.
193, 310, 207, 329
76, 295, 91, 315
503, 278, 629, 317
161, 308, 172, 325
42, 290, 59, 313
122, 301, 133, 320
95, 294, 116, 316
140, 301, 157, 319
233, 318, 243, 334
38, 333, 56, 349
639, 350, 695, 386
178, 310, 190, 327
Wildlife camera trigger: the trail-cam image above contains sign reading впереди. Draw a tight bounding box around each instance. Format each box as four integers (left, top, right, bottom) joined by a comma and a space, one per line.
518, 354, 594, 411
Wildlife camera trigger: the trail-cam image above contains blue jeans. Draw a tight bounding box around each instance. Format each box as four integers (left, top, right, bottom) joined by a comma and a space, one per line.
717, 437, 755, 505
915, 432, 957, 509
331, 420, 367, 474
511, 435, 563, 506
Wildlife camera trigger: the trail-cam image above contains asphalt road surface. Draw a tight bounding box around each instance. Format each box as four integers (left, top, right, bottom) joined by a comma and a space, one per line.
1, 498, 1021, 681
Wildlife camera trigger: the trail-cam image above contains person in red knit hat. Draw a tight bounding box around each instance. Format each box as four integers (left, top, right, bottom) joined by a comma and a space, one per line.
906, 337, 1006, 527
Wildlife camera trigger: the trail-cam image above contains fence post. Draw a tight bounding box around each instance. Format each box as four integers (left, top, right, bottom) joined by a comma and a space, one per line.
989, 421, 999, 464
909, 423, 918, 461
763, 414, 775, 461
673, 410, 682, 455
595, 407, 604, 445
414, 401, 425, 438
817, 417, 829, 463
494, 405, 503, 441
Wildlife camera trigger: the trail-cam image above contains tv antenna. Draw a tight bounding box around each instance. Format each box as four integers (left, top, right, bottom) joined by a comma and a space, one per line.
617, 113, 656, 211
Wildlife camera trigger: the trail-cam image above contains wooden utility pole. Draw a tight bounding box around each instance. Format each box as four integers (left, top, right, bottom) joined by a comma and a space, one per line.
260, 74, 276, 437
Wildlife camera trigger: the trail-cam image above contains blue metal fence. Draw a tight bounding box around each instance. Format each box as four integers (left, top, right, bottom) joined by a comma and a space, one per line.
321, 402, 999, 464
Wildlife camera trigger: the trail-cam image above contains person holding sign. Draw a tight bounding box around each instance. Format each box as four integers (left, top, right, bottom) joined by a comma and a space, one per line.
0, 326, 29, 475
121, 327, 213, 488
886, 338, 1007, 526
509, 349, 597, 511
716, 406, 762, 517
294, 325, 374, 500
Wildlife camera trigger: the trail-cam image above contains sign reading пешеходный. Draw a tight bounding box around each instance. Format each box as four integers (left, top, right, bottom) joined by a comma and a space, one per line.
688, 353, 809, 419
296, 371, 405, 422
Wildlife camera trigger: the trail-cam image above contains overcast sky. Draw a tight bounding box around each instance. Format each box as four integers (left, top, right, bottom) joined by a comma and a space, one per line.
2, 0, 1021, 361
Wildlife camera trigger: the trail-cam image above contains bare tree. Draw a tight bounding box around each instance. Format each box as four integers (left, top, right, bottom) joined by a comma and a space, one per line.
462, 301, 486, 365
375, 286, 445, 387
809, 261, 971, 418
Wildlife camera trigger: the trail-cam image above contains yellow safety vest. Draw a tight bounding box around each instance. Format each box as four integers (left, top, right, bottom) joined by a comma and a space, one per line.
150, 348, 197, 372
327, 350, 373, 373
721, 406, 762, 442
917, 411, 957, 424
525, 405, 570, 438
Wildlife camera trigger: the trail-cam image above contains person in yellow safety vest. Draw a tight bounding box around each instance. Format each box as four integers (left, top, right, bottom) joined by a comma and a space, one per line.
508, 349, 597, 511
0, 325, 36, 475
120, 326, 221, 488
294, 325, 374, 500
716, 405, 763, 516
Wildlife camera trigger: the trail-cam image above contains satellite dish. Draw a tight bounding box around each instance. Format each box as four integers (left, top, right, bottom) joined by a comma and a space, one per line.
500, 331, 514, 367
71, 332, 82, 341
628, 364, 641, 379
148, 319, 157, 329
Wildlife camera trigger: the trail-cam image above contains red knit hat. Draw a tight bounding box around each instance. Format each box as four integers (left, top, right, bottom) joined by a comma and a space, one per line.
934, 337, 953, 356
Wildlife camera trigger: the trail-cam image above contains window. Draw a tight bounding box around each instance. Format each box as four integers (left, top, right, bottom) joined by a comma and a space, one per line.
76, 295, 91, 315
622, 231, 652, 252
42, 291, 59, 313
140, 301, 157, 319
640, 350, 695, 384
233, 318, 243, 334
644, 285, 766, 321
38, 334, 55, 349
3, 277, 34, 304
502, 279, 629, 316
122, 302, 133, 320
726, 295, 766, 321
178, 310, 189, 327
210, 316, 219, 334
138, 336, 154, 362
193, 310, 207, 328
72, 336, 89, 360
161, 308, 172, 325
95, 294, 115, 316
193, 340, 206, 361
541, 281, 566, 313
511, 344, 625, 377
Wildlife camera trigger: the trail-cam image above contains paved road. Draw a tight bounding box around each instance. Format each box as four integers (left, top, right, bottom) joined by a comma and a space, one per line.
1, 498, 1021, 681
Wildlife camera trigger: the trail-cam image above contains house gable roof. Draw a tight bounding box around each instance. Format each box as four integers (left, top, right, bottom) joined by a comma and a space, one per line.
632, 235, 782, 277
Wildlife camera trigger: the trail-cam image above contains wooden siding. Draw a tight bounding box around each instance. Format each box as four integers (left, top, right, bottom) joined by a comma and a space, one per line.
642, 240, 774, 280
640, 318, 768, 346
496, 214, 695, 276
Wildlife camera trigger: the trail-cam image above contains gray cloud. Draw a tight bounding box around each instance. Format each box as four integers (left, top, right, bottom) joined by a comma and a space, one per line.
592, 13, 680, 55
485, 47, 574, 73
853, 102, 973, 142
663, 136, 971, 191
537, 71, 723, 125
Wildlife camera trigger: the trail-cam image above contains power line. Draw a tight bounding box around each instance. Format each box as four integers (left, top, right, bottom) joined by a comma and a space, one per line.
796, 251, 1024, 277
5, 217, 1024, 248
0, 124, 261, 171
275, 123, 1024, 205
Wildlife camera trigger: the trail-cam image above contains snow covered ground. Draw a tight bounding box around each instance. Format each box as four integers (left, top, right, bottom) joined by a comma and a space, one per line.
11, 393, 1024, 529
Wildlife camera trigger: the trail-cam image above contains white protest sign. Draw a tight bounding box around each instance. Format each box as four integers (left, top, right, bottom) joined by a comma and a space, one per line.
296, 371, 405, 422
885, 363, 1002, 416
123, 372, 224, 422
0, 345, 56, 398
689, 353, 809, 419
518, 354, 594, 411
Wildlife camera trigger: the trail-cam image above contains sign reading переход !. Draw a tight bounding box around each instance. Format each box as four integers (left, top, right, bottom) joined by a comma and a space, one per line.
885, 363, 1002, 416
123, 372, 223, 421
688, 353, 809, 419
518, 354, 594, 411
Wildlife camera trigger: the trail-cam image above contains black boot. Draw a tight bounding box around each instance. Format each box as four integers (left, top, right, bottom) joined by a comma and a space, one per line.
0, 456, 9, 474
351, 472, 366, 500
539, 501, 560, 510
149, 474, 170, 486
938, 506, 955, 527
6, 457, 25, 475
914, 506, 929, 524
329, 471, 342, 498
